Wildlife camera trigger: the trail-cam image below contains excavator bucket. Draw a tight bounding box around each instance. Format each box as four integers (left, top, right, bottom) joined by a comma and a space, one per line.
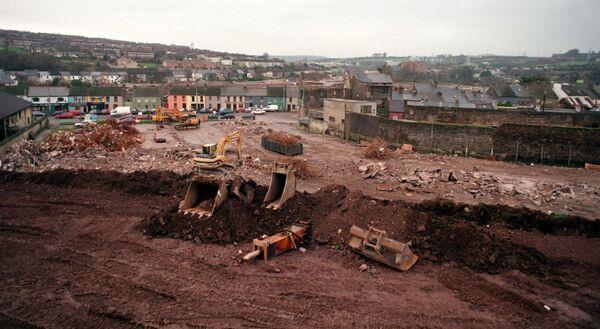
264, 162, 296, 209
348, 225, 418, 272
179, 179, 228, 219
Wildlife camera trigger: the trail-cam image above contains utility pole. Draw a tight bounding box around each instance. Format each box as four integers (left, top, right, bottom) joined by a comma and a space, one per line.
541, 90, 547, 112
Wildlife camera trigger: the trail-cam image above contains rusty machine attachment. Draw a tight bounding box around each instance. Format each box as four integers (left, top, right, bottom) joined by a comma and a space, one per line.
264, 162, 296, 209
348, 225, 418, 272
243, 221, 312, 261
179, 176, 255, 219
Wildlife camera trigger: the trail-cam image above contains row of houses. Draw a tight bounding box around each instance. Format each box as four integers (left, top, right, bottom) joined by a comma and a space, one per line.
166, 86, 302, 111
2, 85, 303, 114
1, 70, 129, 86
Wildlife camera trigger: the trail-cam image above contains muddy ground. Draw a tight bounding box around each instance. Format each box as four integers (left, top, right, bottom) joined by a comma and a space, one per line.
1, 170, 599, 328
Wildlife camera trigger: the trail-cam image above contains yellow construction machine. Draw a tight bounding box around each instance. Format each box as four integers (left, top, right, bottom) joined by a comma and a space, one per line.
193, 131, 242, 169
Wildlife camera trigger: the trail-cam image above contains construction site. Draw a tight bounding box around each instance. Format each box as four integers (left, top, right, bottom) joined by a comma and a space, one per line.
1, 112, 599, 328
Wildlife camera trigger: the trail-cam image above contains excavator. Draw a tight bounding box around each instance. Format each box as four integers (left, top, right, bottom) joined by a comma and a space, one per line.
193, 130, 243, 169
151, 107, 178, 123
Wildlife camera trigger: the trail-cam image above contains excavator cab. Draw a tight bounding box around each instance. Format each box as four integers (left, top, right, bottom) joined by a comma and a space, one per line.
264, 162, 297, 209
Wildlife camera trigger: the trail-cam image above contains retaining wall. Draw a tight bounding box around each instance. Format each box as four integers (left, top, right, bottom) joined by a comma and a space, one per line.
345, 112, 600, 165
403, 106, 600, 128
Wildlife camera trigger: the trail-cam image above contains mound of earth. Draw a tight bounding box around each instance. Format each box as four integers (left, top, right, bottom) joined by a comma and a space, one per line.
141, 183, 576, 275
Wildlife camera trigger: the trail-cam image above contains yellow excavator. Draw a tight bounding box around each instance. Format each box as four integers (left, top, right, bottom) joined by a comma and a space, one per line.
193, 131, 242, 169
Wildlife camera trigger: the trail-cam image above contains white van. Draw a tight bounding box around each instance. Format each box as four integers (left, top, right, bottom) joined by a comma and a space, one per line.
264, 104, 279, 112
110, 106, 132, 117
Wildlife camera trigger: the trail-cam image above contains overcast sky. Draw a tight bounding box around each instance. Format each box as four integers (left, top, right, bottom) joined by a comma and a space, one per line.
1, 0, 599, 57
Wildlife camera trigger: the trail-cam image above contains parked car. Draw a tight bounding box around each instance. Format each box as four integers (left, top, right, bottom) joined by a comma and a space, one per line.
251, 108, 266, 115
218, 108, 235, 119
55, 111, 81, 119
196, 108, 211, 114
263, 104, 278, 112
53, 110, 67, 116
243, 107, 255, 113
119, 115, 138, 126
241, 113, 255, 120
32, 110, 45, 117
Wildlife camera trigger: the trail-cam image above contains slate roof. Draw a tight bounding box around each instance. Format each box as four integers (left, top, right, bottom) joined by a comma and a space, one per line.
221, 86, 245, 96
69, 86, 124, 96
349, 69, 392, 84
132, 88, 161, 98
28, 86, 69, 97
0, 90, 31, 120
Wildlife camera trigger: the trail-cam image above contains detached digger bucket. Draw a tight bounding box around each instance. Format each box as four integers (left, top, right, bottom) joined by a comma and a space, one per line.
179, 179, 228, 219
264, 162, 296, 210
348, 225, 418, 272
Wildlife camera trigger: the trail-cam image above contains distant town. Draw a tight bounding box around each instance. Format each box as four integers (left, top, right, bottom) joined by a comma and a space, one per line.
0, 29, 598, 121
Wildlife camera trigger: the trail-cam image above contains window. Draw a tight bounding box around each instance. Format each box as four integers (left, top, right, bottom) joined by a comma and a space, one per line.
289, 97, 292, 102
32, 97, 39, 102
57, 97, 64, 102
114, 96, 118, 102
328, 116, 335, 123
360, 105, 372, 114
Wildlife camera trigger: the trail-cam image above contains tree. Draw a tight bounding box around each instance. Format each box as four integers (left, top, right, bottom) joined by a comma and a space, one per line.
51, 77, 60, 86
480, 70, 492, 78
520, 75, 548, 83
448, 66, 475, 84
262, 53, 269, 59
565, 49, 580, 57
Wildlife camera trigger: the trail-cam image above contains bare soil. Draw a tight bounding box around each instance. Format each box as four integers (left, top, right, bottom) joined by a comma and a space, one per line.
1, 169, 599, 328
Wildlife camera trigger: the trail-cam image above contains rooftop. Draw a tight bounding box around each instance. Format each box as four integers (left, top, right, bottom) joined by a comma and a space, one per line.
0, 90, 31, 120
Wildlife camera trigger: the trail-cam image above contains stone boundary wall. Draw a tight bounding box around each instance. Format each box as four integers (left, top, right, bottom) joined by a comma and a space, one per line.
403, 105, 600, 128
345, 112, 600, 165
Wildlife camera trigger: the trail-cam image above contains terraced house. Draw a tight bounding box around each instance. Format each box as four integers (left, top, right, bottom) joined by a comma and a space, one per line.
26, 86, 69, 114
68, 86, 125, 112
166, 85, 303, 111
129, 87, 162, 110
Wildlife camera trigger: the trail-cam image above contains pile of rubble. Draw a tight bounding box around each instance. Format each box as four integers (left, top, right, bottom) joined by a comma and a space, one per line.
1, 120, 142, 172
0, 140, 45, 171
364, 140, 391, 159
44, 119, 141, 153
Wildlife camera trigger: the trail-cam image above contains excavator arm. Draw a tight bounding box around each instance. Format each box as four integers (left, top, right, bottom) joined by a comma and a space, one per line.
194, 131, 242, 169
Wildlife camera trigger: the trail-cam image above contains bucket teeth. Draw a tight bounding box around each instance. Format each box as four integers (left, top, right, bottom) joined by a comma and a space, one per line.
179, 176, 255, 219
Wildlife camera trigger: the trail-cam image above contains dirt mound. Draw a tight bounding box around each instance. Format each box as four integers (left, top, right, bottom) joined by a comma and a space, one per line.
0, 169, 190, 197
283, 158, 316, 180
415, 217, 550, 274
364, 139, 391, 159
140, 183, 553, 274
418, 199, 600, 237
139, 186, 322, 244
